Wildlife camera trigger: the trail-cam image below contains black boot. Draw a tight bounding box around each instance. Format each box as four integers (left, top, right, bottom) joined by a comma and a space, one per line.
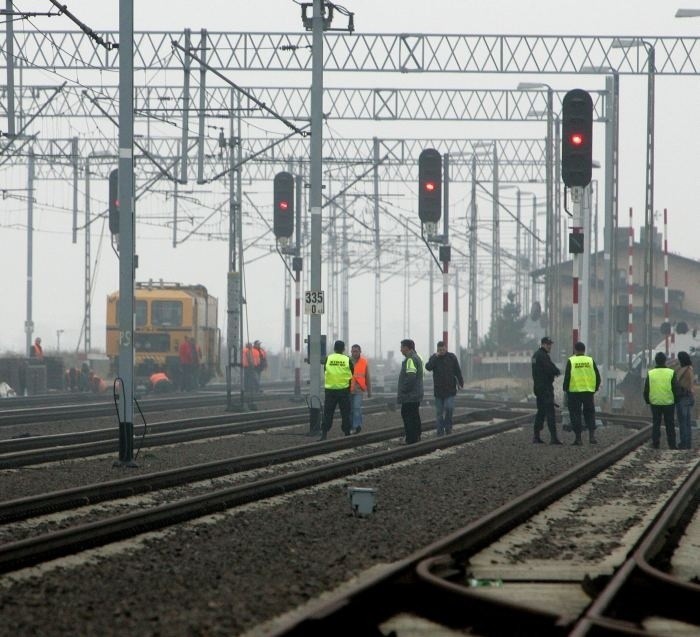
589, 431, 598, 444
572, 434, 582, 446
550, 437, 563, 445
532, 434, 544, 444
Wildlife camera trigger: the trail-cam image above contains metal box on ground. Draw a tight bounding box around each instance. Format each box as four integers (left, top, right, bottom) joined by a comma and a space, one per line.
348, 487, 376, 516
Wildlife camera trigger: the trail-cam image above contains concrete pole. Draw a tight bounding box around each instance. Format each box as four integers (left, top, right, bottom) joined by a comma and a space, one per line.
442, 153, 449, 349
571, 187, 584, 349
172, 150, 178, 248
643, 46, 656, 368
516, 189, 522, 307
116, 0, 136, 465
341, 187, 349, 346
545, 88, 553, 334
308, 0, 324, 433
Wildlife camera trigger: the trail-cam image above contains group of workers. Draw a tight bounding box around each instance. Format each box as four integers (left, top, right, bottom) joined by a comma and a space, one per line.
320, 338, 464, 445
532, 335, 695, 450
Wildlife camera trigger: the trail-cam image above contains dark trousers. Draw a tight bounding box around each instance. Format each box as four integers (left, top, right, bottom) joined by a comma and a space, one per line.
650, 404, 677, 449
401, 402, 422, 444
568, 392, 596, 435
534, 392, 557, 438
323, 388, 351, 435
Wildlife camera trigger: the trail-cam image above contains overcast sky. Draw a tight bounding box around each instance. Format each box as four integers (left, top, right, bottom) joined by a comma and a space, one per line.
1, 0, 699, 360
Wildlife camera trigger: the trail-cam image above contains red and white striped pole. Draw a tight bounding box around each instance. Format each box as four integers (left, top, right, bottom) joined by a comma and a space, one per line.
627, 208, 634, 367
572, 226, 581, 348
442, 260, 449, 348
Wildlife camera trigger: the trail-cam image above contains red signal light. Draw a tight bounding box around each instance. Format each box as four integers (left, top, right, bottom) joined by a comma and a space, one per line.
424, 181, 436, 192
278, 200, 289, 211
570, 133, 584, 146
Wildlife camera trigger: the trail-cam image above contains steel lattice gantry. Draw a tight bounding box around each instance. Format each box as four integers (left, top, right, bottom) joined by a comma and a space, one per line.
1, 31, 700, 74
3, 136, 547, 184
0, 84, 607, 122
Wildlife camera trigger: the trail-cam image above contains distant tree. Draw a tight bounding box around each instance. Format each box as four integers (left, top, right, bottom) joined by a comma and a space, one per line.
482, 290, 537, 352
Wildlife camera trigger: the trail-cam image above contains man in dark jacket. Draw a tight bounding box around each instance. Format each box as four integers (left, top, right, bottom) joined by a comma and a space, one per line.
531, 336, 562, 445
425, 341, 464, 436
397, 338, 424, 444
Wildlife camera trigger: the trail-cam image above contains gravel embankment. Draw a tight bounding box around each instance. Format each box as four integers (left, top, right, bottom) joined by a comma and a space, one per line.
0, 418, 667, 637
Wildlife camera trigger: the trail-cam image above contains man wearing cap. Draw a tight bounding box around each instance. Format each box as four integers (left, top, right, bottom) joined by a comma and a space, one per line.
531, 336, 562, 444
643, 351, 679, 450
319, 340, 354, 441
563, 342, 601, 445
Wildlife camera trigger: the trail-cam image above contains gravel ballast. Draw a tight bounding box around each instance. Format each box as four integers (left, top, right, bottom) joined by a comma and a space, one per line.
0, 419, 669, 637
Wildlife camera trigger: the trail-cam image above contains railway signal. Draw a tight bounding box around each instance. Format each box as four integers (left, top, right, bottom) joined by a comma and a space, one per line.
418, 148, 442, 223
273, 171, 294, 239
561, 89, 593, 188
108, 169, 119, 234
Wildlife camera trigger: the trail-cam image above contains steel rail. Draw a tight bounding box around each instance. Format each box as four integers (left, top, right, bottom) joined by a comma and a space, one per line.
265, 425, 651, 636
0, 407, 520, 524
0, 413, 533, 574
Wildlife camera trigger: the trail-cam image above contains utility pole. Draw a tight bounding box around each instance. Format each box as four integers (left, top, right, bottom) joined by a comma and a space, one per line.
25, 149, 34, 359
115, 0, 137, 467
84, 156, 91, 355
307, 0, 325, 434
5, 0, 16, 138
372, 137, 382, 361
467, 155, 478, 378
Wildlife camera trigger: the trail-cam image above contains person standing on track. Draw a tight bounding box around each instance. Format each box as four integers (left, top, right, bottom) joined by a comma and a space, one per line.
644, 351, 679, 450
563, 341, 601, 445
319, 340, 354, 441
674, 351, 695, 450
397, 338, 424, 444
349, 344, 371, 434
531, 336, 562, 445
425, 340, 464, 436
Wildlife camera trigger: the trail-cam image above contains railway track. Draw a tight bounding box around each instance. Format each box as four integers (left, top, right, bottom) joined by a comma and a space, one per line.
260, 422, 700, 636
0, 409, 532, 574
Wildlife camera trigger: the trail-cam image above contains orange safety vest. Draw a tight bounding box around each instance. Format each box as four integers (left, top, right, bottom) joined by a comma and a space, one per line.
241, 347, 260, 368
150, 372, 169, 385
31, 344, 44, 360
351, 356, 368, 392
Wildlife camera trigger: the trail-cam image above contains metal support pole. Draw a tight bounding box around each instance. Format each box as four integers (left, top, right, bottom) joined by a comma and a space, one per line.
71, 137, 79, 244
25, 149, 34, 359
372, 137, 382, 361
308, 0, 324, 434
601, 74, 616, 405
429, 260, 434, 350
116, 0, 136, 466
294, 172, 303, 397
581, 186, 592, 346
341, 190, 349, 346
532, 194, 538, 304
196, 29, 207, 184
491, 146, 501, 341
179, 28, 191, 185
467, 156, 478, 378
5, 0, 16, 138
571, 187, 583, 349
553, 116, 562, 347
442, 153, 449, 349
643, 46, 656, 368
84, 156, 91, 355
545, 88, 553, 334
516, 189, 522, 307
453, 268, 461, 358
172, 162, 178, 248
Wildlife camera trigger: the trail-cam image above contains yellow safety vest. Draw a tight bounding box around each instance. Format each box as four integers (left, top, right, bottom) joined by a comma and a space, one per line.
324, 353, 352, 390
648, 367, 675, 406
568, 355, 596, 393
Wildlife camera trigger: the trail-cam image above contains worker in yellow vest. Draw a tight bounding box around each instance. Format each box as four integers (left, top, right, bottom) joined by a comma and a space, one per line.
643, 351, 679, 450
563, 341, 601, 445
350, 344, 372, 434
319, 340, 354, 441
